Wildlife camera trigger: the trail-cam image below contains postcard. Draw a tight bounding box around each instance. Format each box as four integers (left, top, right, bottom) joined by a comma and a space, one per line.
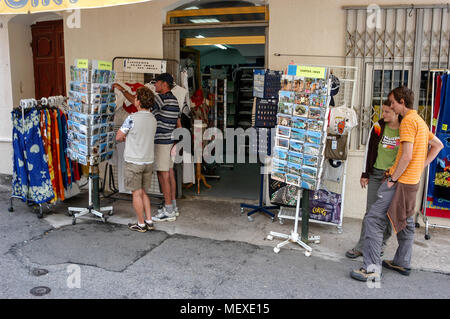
304, 143, 321, 156
303, 154, 319, 167
290, 128, 306, 141
308, 106, 324, 120
289, 139, 304, 153
292, 76, 306, 93
309, 79, 323, 94
309, 94, 327, 107
307, 119, 324, 132
291, 116, 308, 130
276, 137, 290, 149
272, 158, 287, 172
281, 75, 294, 91
278, 102, 293, 115
279, 91, 295, 104
302, 165, 318, 179
277, 114, 291, 127
288, 151, 303, 165
271, 169, 286, 182
273, 147, 288, 160
293, 104, 308, 117
286, 174, 301, 187
288, 162, 303, 176
304, 78, 316, 94
317, 79, 328, 95
295, 93, 310, 106
277, 125, 291, 138
301, 176, 317, 190
306, 131, 322, 145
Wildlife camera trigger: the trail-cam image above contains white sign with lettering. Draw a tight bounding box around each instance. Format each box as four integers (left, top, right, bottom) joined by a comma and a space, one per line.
123, 59, 167, 74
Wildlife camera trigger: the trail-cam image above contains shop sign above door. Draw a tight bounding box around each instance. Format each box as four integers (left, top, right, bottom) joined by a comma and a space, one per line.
0, 0, 152, 14
122, 59, 167, 74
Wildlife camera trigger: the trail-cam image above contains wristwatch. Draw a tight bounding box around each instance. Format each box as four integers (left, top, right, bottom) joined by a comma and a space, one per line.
388, 176, 397, 183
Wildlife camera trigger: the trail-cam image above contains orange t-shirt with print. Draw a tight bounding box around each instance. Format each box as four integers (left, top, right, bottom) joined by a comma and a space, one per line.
389, 110, 435, 185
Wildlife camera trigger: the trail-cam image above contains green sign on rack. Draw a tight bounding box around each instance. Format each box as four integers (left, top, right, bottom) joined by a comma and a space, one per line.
77, 59, 89, 69
296, 66, 327, 79
97, 61, 112, 71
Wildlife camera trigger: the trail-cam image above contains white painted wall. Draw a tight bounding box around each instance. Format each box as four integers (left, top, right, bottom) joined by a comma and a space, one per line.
8, 20, 35, 107
0, 15, 14, 176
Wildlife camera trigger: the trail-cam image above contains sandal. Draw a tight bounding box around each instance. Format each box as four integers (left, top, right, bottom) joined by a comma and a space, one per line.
345, 248, 363, 259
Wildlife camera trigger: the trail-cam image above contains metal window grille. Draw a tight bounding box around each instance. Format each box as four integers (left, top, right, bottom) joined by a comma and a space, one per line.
344, 4, 450, 148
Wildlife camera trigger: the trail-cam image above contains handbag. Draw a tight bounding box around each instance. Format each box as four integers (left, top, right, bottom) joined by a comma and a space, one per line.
269, 177, 299, 207
324, 134, 348, 160
309, 189, 342, 224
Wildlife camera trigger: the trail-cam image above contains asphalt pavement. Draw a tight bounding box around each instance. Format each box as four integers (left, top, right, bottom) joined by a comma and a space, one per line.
1, 185, 449, 301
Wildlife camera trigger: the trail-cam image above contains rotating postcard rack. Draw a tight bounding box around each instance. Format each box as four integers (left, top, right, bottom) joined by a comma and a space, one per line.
66, 59, 116, 224
266, 65, 332, 256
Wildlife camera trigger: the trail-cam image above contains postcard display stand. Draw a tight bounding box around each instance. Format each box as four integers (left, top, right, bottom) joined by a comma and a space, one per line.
266, 65, 332, 256
67, 59, 116, 224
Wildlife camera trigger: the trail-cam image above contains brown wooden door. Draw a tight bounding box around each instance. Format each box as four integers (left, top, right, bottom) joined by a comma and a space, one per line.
31, 20, 66, 99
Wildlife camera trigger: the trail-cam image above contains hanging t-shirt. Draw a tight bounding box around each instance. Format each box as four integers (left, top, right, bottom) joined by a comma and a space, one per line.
328, 104, 358, 135
373, 125, 400, 171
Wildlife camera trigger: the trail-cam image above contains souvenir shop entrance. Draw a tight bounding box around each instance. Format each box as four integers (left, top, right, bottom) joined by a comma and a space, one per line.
164, 1, 269, 201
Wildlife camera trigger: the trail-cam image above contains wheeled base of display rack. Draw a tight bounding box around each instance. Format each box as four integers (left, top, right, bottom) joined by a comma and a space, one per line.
9, 196, 45, 219
266, 231, 320, 257
415, 212, 450, 240
267, 189, 320, 256
240, 165, 279, 222
68, 206, 113, 225
68, 167, 113, 225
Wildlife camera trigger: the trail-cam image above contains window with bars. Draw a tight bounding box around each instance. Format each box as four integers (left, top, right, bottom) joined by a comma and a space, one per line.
345, 5, 450, 148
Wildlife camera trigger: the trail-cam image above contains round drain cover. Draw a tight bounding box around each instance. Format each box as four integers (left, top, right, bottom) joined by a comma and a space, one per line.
31, 268, 48, 276
30, 286, 51, 296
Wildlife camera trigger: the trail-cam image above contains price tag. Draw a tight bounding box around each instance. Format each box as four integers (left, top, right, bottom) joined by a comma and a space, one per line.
77, 59, 89, 69
332, 140, 338, 150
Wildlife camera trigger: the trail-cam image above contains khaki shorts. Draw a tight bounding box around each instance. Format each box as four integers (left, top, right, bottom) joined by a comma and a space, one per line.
154, 143, 174, 172
124, 162, 153, 192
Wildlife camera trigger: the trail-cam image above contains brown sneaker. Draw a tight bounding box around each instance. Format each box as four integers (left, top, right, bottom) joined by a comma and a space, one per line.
145, 221, 155, 231
350, 268, 381, 282
382, 260, 411, 276
345, 248, 363, 259
128, 223, 147, 233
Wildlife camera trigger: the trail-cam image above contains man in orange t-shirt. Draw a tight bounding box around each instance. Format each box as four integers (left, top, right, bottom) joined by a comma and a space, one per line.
351, 87, 443, 282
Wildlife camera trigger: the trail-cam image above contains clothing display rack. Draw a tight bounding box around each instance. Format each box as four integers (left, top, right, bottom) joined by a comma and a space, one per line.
417, 68, 450, 240
9, 96, 76, 219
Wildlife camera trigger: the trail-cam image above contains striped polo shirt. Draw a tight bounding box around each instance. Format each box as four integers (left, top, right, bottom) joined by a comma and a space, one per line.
389, 109, 435, 184
153, 91, 180, 144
